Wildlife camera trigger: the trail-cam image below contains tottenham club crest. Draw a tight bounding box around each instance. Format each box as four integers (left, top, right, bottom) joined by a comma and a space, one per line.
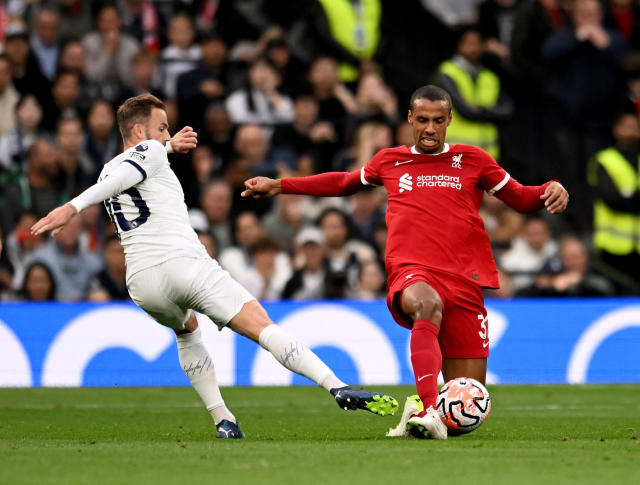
135, 143, 149, 152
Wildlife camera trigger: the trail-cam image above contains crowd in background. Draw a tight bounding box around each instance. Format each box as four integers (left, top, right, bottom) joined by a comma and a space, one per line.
0, 0, 639, 303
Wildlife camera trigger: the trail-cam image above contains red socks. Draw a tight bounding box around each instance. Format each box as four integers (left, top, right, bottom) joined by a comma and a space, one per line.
410, 319, 441, 410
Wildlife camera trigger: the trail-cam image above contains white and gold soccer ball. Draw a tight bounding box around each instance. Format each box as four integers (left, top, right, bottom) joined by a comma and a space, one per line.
436, 377, 491, 435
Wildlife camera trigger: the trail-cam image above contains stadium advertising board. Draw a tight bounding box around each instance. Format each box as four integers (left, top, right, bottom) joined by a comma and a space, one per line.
1, 299, 639, 387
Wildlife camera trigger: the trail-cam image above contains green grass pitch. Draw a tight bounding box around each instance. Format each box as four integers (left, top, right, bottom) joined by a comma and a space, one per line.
1, 385, 639, 485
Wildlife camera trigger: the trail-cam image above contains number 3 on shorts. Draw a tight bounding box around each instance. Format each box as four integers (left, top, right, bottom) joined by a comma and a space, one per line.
477, 314, 489, 347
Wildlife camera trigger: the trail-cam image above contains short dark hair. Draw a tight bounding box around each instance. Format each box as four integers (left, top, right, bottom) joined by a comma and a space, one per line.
116, 93, 165, 141
409, 85, 452, 113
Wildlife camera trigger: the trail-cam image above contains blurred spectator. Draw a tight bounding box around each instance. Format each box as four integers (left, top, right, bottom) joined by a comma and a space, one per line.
264, 36, 307, 96
477, 0, 522, 63
304, 0, 382, 83
118, 0, 165, 52
29, 7, 61, 81
354, 72, 399, 125
41, 70, 82, 131
282, 225, 330, 300
232, 123, 279, 178
423, 0, 482, 28
182, 145, 222, 207
25, 215, 102, 301
84, 100, 120, 168
83, 5, 140, 102
318, 207, 377, 296
437, 26, 512, 160
56, 115, 94, 189
588, 111, 640, 292
500, 215, 558, 291
484, 266, 515, 298
271, 93, 338, 170
219, 211, 292, 284
479, 192, 525, 252
3, 22, 50, 108
87, 235, 128, 301
394, 120, 414, 147
225, 56, 294, 134
58, 0, 93, 41
347, 188, 386, 246
0, 54, 19, 137
196, 230, 217, 259
510, 0, 569, 184
3, 211, 42, 290
262, 193, 307, 251
57, 38, 86, 75
118, 50, 164, 102
202, 104, 235, 162
0, 94, 44, 172
155, 13, 201, 100
307, 55, 357, 156
238, 235, 291, 300
355, 259, 385, 300
334, 121, 392, 172
541, 0, 627, 231
177, 33, 231, 132
17, 261, 56, 301
605, 0, 640, 50
25, 139, 70, 218
518, 235, 615, 296
192, 178, 233, 251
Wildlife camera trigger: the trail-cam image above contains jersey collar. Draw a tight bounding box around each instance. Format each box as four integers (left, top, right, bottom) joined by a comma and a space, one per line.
411, 143, 450, 155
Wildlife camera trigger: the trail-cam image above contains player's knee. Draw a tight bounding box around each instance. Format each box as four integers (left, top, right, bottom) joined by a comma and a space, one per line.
405, 294, 443, 324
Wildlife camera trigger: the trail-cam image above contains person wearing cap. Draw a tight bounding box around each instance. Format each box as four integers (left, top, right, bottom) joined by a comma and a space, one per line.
282, 226, 331, 300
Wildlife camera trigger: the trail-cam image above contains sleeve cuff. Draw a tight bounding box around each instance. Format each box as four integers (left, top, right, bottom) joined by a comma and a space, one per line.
165, 141, 174, 154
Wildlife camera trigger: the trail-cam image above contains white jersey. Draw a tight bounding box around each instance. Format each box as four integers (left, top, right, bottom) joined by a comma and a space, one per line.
98, 139, 208, 278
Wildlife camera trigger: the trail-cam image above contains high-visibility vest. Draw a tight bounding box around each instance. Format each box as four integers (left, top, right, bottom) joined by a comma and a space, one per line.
438, 60, 501, 159
317, 0, 381, 83
588, 147, 640, 255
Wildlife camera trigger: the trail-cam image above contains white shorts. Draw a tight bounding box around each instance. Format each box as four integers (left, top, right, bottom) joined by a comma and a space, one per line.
127, 256, 255, 330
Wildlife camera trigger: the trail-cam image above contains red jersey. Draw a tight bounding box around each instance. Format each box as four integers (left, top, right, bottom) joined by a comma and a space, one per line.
361, 144, 509, 288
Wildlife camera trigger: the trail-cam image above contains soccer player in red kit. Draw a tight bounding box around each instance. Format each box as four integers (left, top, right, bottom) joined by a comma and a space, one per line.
242, 85, 569, 439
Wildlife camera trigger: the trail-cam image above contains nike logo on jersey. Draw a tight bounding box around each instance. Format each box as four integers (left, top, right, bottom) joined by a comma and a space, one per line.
395, 159, 414, 166
405, 274, 414, 280
417, 373, 433, 381
483, 341, 490, 348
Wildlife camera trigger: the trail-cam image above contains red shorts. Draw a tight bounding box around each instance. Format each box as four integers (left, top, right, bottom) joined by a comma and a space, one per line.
386, 265, 489, 359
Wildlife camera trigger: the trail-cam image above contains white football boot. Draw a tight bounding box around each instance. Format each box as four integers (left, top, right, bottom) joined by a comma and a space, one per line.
407, 406, 448, 440
386, 395, 423, 437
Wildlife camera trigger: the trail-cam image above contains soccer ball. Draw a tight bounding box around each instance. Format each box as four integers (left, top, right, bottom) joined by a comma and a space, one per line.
436, 377, 491, 435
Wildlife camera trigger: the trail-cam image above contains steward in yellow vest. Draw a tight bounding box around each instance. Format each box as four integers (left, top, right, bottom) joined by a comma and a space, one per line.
588, 112, 640, 288
315, 0, 381, 83
436, 27, 512, 160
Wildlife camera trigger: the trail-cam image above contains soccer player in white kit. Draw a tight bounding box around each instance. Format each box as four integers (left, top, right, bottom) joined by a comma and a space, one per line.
31, 94, 398, 438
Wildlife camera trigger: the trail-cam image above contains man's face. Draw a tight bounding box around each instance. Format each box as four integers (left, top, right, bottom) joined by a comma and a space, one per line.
144, 107, 171, 144
613, 114, 640, 149
3, 37, 30, 65
52, 74, 79, 107
57, 120, 83, 153
458, 31, 483, 64
35, 10, 60, 46
408, 98, 452, 154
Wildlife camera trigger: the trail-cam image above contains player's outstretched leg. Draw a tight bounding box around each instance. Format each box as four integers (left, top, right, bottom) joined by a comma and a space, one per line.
176, 313, 244, 439
229, 301, 398, 417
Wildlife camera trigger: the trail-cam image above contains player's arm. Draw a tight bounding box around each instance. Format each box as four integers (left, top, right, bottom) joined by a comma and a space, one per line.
31, 162, 144, 237
242, 170, 367, 199
494, 178, 569, 214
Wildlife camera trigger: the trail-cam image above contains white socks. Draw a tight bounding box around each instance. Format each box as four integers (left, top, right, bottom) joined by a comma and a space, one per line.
176, 327, 236, 425
258, 324, 346, 391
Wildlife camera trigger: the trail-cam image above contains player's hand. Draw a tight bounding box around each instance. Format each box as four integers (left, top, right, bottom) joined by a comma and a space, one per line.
170, 126, 198, 154
241, 177, 282, 198
30, 204, 78, 237
540, 181, 569, 214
